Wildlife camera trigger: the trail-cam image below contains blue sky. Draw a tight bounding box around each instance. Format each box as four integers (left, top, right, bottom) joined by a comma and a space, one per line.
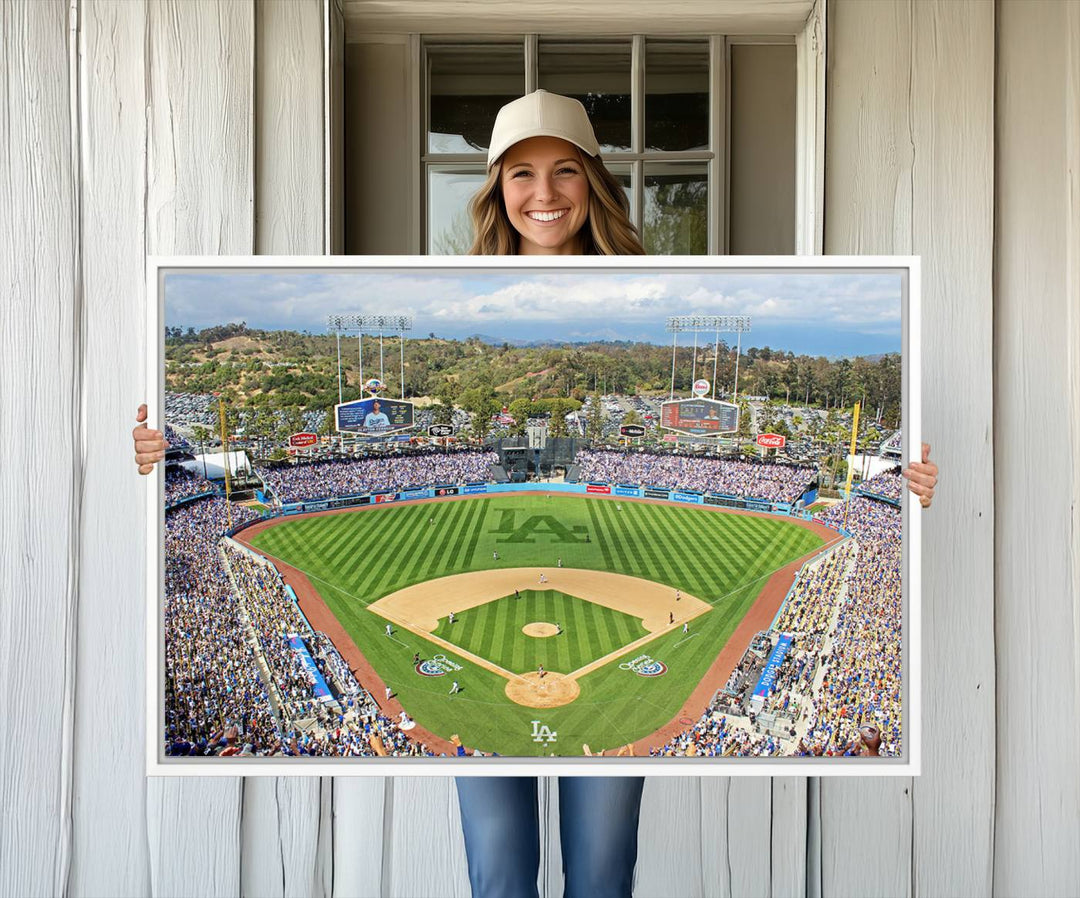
164, 268, 904, 358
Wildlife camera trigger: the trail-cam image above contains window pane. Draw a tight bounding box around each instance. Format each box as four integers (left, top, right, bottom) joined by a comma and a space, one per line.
643, 163, 707, 255
538, 41, 631, 153
645, 40, 709, 152
604, 163, 634, 221
428, 167, 487, 254
428, 44, 524, 154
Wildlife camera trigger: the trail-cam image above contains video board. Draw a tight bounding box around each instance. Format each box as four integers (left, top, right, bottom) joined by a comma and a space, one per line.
660, 398, 739, 436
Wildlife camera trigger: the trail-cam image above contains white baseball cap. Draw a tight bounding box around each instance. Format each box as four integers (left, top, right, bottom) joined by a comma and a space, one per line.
486, 90, 601, 168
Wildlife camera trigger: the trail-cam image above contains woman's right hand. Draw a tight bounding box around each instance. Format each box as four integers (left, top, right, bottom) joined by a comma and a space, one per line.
133, 403, 168, 474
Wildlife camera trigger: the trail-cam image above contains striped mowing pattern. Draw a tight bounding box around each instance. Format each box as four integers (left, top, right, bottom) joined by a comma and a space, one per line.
247, 494, 822, 755
434, 589, 647, 675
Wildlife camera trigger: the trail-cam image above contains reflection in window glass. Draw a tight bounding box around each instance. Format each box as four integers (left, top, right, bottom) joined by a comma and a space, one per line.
645, 41, 709, 152
428, 44, 524, 154
605, 164, 634, 219
643, 164, 707, 255
428, 168, 487, 254
538, 41, 632, 153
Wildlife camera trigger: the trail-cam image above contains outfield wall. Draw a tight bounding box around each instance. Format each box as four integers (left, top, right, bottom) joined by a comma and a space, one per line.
228, 480, 847, 539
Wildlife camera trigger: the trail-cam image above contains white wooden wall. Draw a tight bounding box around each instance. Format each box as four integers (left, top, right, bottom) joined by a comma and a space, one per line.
1, 1, 1077, 896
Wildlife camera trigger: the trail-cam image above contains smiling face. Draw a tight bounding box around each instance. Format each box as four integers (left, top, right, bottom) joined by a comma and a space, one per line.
499, 136, 591, 255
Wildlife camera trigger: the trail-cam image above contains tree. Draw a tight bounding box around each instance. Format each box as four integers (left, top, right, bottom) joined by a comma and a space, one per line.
508, 398, 532, 437
459, 387, 500, 441
586, 394, 604, 441
431, 402, 454, 426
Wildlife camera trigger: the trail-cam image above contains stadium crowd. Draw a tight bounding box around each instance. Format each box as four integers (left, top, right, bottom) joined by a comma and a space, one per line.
798, 497, 903, 756
650, 496, 902, 759
576, 450, 815, 504
164, 495, 436, 758
165, 465, 215, 506
858, 469, 904, 501
257, 450, 499, 503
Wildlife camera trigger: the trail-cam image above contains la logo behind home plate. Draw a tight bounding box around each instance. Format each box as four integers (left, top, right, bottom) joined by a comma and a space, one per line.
531, 721, 557, 743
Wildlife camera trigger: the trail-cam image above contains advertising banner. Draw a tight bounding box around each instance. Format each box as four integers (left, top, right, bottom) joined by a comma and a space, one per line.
287, 635, 334, 701
751, 634, 794, 704
433, 486, 460, 497
704, 494, 745, 509
463, 483, 488, 495
673, 491, 703, 504
614, 485, 642, 497
586, 483, 612, 494
644, 488, 670, 500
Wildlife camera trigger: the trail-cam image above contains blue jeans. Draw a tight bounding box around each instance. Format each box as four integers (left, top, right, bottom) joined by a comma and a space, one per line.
455, 776, 645, 898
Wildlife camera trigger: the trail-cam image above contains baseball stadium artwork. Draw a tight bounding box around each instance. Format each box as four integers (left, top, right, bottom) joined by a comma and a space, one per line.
147, 257, 921, 776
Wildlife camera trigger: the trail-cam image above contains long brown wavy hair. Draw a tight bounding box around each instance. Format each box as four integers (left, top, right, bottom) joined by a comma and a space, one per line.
468, 150, 645, 256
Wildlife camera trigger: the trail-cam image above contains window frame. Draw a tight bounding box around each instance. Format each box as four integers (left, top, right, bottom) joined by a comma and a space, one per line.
412, 5, 825, 257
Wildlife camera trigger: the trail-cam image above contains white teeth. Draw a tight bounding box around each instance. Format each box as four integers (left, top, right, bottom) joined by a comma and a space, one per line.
527, 210, 567, 222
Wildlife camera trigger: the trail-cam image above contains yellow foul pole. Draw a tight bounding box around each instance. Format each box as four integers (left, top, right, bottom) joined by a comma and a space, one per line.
218, 396, 233, 530
843, 401, 861, 531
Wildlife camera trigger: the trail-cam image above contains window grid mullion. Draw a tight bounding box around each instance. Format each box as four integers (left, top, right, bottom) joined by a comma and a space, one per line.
631, 34, 645, 233
525, 34, 537, 93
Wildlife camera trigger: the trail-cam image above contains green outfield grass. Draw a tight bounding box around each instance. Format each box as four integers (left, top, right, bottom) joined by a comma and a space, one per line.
433, 589, 648, 675
247, 493, 823, 756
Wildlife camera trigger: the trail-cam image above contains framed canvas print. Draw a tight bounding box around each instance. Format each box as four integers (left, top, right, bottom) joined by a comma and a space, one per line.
146, 256, 920, 776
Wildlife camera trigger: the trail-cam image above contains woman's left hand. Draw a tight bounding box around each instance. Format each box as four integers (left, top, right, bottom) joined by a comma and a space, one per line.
902, 442, 938, 508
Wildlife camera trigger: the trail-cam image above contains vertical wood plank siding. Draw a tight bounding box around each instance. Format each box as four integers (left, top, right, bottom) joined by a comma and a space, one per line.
71, 1, 152, 894
908, 3, 996, 895
144, 1, 253, 895
243, 3, 328, 897
1, 3, 1077, 897
823, 5, 916, 891
0, 2, 77, 897
994, 2, 1080, 893
824, 2, 996, 897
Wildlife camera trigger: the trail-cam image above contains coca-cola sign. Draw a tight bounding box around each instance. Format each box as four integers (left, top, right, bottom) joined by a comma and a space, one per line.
289, 432, 318, 448
756, 433, 786, 448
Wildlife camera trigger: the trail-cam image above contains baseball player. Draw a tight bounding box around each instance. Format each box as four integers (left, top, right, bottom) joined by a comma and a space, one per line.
448, 611, 456, 624
385, 685, 392, 701
493, 550, 499, 561
557, 557, 563, 568
669, 611, 674, 624
385, 623, 393, 637
675, 589, 681, 601
556, 622, 563, 635
537, 664, 545, 678
450, 680, 460, 695
412, 652, 420, 666
682, 622, 689, 635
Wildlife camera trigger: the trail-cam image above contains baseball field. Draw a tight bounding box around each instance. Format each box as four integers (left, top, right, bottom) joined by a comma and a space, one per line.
245, 493, 825, 756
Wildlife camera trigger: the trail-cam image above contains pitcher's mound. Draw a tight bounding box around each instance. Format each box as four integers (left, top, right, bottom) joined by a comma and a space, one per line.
506, 671, 580, 708
522, 622, 559, 637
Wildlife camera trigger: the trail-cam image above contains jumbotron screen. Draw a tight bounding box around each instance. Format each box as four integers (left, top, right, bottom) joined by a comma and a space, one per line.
335, 397, 415, 434
660, 398, 739, 435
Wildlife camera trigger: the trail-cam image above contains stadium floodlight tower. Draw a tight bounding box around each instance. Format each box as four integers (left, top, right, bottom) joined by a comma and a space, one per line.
327, 314, 415, 404
665, 315, 752, 401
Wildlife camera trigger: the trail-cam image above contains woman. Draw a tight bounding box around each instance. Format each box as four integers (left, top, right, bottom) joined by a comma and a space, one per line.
133, 90, 938, 898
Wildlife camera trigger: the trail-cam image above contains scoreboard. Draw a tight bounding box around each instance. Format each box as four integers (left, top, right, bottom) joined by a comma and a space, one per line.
660, 398, 739, 436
